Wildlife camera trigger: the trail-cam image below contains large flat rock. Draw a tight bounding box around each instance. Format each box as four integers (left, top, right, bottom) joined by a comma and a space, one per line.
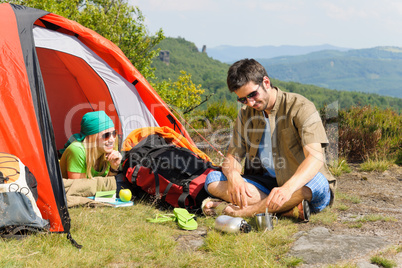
288, 227, 389, 266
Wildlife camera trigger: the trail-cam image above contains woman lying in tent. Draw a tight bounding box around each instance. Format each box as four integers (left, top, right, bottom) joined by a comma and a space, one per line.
59, 111, 122, 179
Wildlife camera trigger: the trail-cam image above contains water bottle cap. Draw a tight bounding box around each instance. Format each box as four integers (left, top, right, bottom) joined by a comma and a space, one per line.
239, 220, 251, 233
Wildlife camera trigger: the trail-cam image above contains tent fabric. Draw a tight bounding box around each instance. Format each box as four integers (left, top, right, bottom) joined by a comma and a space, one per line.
0, 3, 68, 233
0, 3, 194, 233
33, 26, 159, 148
34, 11, 191, 141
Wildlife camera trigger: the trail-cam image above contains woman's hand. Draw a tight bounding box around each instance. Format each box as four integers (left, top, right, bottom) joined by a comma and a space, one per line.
106, 150, 122, 170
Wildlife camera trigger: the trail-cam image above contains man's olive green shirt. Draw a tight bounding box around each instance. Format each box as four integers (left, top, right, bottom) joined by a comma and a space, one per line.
228, 87, 337, 204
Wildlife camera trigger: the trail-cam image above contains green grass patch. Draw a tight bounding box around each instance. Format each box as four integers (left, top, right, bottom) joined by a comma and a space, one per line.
336, 203, 349, 211
370, 256, 397, 268
329, 158, 352, 176
346, 222, 363, 229
336, 192, 361, 204
309, 207, 338, 225
357, 214, 396, 223
0, 201, 306, 267
359, 159, 392, 172
343, 214, 396, 229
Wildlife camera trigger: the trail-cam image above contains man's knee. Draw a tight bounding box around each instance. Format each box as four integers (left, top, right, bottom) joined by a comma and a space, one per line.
206, 180, 228, 196
301, 186, 313, 202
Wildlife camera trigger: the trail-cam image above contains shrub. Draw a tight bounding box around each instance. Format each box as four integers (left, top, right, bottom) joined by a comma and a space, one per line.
396, 149, 402, 166
338, 106, 402, 162
328, 157, 351, 176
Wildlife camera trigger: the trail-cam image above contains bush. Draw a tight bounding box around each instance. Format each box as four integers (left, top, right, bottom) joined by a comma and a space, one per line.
338, 106, 402, 162
395, 150, 402, 166
188, 101, 237, 130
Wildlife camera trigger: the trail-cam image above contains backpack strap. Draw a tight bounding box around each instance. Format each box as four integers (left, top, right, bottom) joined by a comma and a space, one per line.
161, 182, 174, 204
130, 165, 141, 183
154, 171, 160, 199
178, 184, 194, 209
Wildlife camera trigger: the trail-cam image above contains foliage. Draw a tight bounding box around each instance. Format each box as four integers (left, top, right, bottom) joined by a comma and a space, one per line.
2, 0, 164, 79
190, 100, 238, 128
396, 150, 402, 166
151, 37, 234, 104
277, 80, 402, 113
151, 37, 402, 113
337, 106, 402, 162
328, 157, 351, 176
357, 214, 396, 223
359, 159, 393, 172
335, 192, 361, 204
370, 256, 397, 268
152, 71, 205, 114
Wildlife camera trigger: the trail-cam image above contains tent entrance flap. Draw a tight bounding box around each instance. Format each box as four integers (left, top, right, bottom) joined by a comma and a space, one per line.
36, 48, 117, 150
33, 26, 159, 148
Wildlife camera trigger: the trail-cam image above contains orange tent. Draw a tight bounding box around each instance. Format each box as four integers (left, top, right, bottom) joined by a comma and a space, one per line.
0, 3, 193, 233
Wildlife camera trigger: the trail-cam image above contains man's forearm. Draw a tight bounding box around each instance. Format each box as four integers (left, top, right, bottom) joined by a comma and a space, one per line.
282, 143, 324, 194
222, 154, 243, 181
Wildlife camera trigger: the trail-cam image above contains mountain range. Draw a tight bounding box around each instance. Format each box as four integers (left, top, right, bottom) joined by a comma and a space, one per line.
257, 47, 402, 98
206, 45, 402, 99
206, 44, 350, 63
151, 37, 402, 113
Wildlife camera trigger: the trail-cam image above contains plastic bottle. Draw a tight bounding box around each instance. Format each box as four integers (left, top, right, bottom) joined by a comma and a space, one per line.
214, 215, 251, 233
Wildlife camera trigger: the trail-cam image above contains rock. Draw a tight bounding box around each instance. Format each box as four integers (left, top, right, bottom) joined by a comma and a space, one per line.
289, 227, 388, 265
396, 251, 402, 268
174, 228, 207, 251
356, 261, 379, 268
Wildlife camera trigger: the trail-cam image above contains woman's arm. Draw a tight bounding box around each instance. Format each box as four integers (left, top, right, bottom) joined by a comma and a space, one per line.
67, 171, 87, 179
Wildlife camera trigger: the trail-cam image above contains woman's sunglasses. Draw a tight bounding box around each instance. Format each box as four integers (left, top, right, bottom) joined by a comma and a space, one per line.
237, 84, 261, 104
102, 130, 117, 140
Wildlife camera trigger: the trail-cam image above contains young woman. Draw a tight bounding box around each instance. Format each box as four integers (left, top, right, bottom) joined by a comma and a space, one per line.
59, 111, 122, 179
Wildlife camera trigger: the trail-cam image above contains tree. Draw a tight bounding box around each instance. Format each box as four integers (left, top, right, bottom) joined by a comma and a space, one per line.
152, 71, 207, 114
2, 0, 164, 79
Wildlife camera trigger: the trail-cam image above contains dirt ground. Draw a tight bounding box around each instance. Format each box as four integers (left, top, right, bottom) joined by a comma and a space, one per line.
316, 164, 400, 240
297, 164, 402, 255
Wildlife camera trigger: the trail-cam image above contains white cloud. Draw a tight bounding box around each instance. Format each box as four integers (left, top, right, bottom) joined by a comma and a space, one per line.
319, 2, 373, 20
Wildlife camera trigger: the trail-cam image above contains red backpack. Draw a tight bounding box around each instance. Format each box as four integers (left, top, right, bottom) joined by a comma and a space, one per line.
121, 134, 220, 211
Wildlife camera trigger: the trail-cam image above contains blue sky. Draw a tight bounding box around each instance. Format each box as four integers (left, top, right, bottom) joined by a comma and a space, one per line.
131, 0, 402, 50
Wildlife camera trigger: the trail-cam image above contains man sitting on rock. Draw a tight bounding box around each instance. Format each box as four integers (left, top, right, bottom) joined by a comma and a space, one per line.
202, 59, 337, 221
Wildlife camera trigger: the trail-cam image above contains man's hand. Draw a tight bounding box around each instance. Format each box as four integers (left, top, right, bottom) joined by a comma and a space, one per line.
265, 142, 324, 212
265, 186, 292, 211
227, 172, 252, 209
106, 150, 122, 170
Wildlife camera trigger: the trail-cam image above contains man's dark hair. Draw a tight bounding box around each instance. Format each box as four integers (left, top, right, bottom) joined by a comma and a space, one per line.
227, 58, 270, 92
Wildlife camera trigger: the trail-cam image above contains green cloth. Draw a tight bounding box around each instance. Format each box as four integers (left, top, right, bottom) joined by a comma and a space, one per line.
60, 111, 114, 155
60, 141, 110, 178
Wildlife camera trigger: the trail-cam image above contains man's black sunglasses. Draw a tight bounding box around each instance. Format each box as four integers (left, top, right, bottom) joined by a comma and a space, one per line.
237, 84, 261, 104
102, 130, 117, 140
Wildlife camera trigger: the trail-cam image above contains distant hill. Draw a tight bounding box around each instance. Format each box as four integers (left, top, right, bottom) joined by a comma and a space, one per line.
206, 44, 350, 63
151, 38, 402, 113
258, 47, 402, 99
151, 37, 233, 102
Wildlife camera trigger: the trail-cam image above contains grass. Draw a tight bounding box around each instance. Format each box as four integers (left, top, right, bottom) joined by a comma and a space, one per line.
344, 214, 396, 229
0, 201, 304, 267
357, 214, 397, 223
359, 159, 393, 172
329, 157, 352, 176
309, 207, 338, 226
336, 204, 349, 211
370, 256, 397, 268
336, 192, 361, 204
369, 245, 402, 268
